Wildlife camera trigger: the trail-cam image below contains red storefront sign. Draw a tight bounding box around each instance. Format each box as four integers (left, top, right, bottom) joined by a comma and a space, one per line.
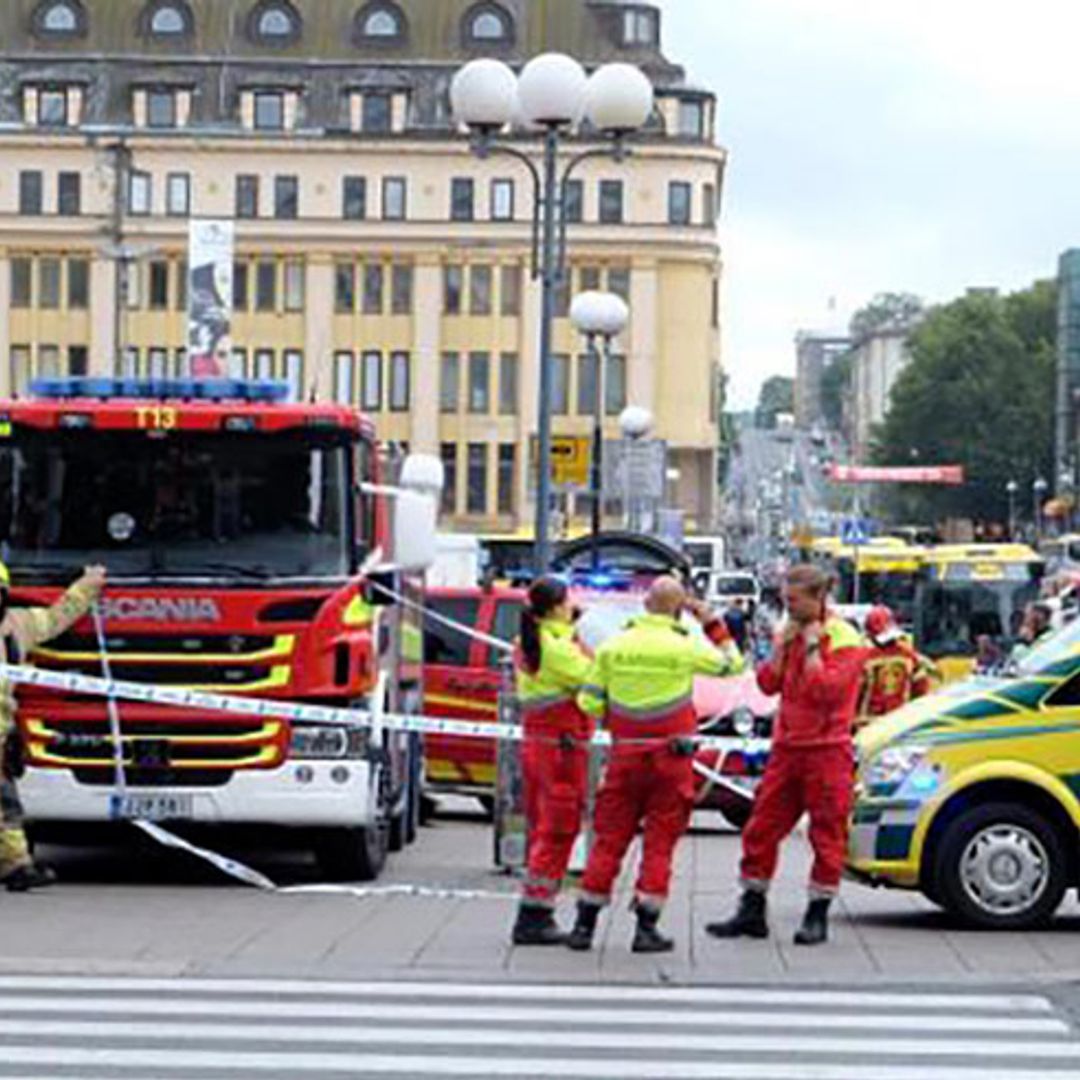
828, 464, 965, 485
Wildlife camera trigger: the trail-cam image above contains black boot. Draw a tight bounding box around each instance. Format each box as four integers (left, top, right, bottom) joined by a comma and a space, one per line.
794, 898, 831, 946
704, 890, 769, 939
511, 904, 565, 946
566, 900, 602, 951
631, 905, 674, 954
3, 862, 58, 893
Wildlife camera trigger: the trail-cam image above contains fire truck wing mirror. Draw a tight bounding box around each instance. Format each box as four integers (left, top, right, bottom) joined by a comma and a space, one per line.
363, 570, 396, 607
399, 453, 445, 501
393, 489, 438, 573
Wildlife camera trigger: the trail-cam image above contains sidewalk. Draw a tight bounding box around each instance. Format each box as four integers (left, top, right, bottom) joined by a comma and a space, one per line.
2, 811, 1079, 984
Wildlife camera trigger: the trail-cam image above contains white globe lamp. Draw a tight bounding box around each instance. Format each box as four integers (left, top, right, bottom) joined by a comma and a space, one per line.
517, 53, 588, 127
585, 63, 654, 134
450, 58, 518, 130
619, 405, 653, 441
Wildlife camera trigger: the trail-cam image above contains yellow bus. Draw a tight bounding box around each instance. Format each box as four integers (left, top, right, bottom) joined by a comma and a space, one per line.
809, 537, 924, 628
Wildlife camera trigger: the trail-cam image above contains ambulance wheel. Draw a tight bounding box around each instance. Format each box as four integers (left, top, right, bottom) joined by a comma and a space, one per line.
314, 822, 388, 882
934, 802, 1067, 929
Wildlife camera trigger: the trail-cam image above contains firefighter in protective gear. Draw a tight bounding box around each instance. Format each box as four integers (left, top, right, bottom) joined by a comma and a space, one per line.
566, 577, 744, 954
706, 564, 865, 947
856, 605, 935, 727
510, 576, 594, 946
0, 562, 106, 891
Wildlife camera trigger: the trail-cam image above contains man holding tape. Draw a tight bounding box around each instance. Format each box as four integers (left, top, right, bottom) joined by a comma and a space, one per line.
0, 561, 106, 891
567, 576, 743, 953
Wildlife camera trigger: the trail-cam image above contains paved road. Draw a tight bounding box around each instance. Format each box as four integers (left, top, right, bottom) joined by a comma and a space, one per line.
0, 974, 1075, 1078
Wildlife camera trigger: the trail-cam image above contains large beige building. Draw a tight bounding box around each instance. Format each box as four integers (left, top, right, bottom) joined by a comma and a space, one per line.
0, 0, 725, 532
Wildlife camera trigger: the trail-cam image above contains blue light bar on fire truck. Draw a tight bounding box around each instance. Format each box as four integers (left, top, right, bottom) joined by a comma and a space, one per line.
28, 377, 290, 403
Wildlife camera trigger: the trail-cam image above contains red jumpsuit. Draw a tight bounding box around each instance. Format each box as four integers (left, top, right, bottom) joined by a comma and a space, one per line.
577, 615, 743, 912
516, 621, 593, 909
857, 640, 935, 724
739, 617, 866, 898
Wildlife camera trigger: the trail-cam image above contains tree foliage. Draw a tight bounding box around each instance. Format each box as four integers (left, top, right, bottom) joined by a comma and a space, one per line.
873, 281, 1056, 523
850, 292, 924, 340
756, 375, 794, 429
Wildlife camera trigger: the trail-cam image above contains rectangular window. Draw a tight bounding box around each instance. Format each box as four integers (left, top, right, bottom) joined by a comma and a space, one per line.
9, 345, 30, 394
606, 353, 627, 416
563, 179, 583, 224
440, 443, 458, 515
382, 176, 406, 220
491, 178, 514, 221
39, 88, 68, 126
450, 178, 475, 222
342, 176, 366, 220
580, 265, 602, 292
360, 350, 382, 410
128, 171, 152, 215
233, 261, 249, 310
67, 258, 89, 309
577, 351, 598, 416
124, 263, 141, 309
166, 172, 190, 216
389, 351, 410, 411
176, 260, 187, 311
668, 181, 692, 225
467, 444, 487, 515
443, 265, 463, 315
147, 89, 176, 129
334, 263, 355, 313
283, 349, 303, 402
283, 260, 305, 312
254, 349, 274, 380
148, 260, 169, 309
599, 180, 624, 224
274, 175, 298, 219
362, 263, 384, 315
703, 182, 716, 224
552, 353, 570, 415
236, 175, 259, 219
711, 277, 720, 328
58, 171, 81, 216
469, 265, 493, 316
362, 92, 392, 133
333, 351, 354, 404
255, 260, 276, 311
11, 258, 32, 308
468, 352, 490, 414
498, 352, 518, 415
148, 347, 168, 379
554, 274, 571, 318
391, 264, 413, 315
254, 91, 284, 131
38, 345, 60, 377
500, 265, 521, 316
68, 345, 88, 376
623, 8, 658, 44
678, 99, 705, 138
39, 258, 61, 309
440, 352, 459, 413
19, 171, 43, 215
497, 444, 516, 515
120, 346, 140, 378
608, 265, 631, 301
229, 348, 248, 380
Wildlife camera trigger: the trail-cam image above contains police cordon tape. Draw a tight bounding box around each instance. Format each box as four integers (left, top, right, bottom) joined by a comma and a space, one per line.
0, 662, 770, 755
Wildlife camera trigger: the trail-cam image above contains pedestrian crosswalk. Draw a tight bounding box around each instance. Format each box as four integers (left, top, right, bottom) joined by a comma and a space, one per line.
0, 974, 1075, 1078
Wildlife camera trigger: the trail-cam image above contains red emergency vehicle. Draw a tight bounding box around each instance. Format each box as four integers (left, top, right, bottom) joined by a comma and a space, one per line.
0, 376, 438, 880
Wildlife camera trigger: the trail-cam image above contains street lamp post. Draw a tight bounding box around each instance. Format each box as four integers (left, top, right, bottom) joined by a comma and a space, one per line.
618, 405, 654, 532
451, 56, 653, 573
570, 290, 629, 570
1034, 477, 1048, 545
1005, 479, 1018, 541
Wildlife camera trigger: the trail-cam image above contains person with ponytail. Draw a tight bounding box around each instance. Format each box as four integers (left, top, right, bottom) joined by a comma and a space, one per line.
511, 575, 594, 946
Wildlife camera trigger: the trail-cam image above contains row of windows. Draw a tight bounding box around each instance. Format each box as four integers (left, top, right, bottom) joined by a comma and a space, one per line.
9, 343, 89, 389
332, 350, 411, 412
440, 442, 517, 518
443, 263, 631, 319
10, 256, 90, 311
333, 262, 414, 316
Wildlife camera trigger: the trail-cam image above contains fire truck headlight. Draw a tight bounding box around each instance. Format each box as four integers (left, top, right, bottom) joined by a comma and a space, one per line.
289, 724, 369, 760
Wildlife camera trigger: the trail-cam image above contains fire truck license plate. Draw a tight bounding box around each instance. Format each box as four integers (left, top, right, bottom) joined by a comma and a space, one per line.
116, 794, 194, 821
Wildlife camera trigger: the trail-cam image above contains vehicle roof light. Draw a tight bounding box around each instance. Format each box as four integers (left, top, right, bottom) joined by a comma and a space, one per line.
28, 377, 290, 404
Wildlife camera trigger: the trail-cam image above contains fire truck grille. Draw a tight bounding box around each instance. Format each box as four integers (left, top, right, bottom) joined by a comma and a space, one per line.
71, 767, 234, 788
34, 660, 276, 687
44, 633, 277, 656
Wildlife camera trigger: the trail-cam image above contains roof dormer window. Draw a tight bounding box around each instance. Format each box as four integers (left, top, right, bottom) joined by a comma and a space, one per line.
622, 7, 658, 47
463, 3, 513, 46
248, 1, 301, 45
145, 1, 193, 37
358, 2, 405, 41
34, 0, 85, 37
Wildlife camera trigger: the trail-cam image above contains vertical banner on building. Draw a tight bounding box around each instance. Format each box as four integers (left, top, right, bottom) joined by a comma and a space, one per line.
187, 220, 234, 378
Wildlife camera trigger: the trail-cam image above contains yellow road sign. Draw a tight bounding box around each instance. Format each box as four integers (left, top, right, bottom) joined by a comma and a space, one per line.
550, 436, 591, 487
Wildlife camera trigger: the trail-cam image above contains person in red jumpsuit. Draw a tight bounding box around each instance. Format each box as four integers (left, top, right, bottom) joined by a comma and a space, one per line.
856, 605, 936, 727
706, 564, 866, 946
510, 576, 594, 946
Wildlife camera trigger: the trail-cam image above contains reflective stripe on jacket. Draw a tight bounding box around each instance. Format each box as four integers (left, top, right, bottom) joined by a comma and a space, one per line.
515, 619, 593, 738
577, 613, 744, 741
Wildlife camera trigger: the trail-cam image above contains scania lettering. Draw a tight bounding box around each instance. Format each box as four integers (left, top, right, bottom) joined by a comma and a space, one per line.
0, 377, 440, 881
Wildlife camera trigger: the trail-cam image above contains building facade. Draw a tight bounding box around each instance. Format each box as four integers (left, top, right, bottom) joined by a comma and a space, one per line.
850, 328, 910, 462
794, 329, 849, 430
0, 0, 725, 533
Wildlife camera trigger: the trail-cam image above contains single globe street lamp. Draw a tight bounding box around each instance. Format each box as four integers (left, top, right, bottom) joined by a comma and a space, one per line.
1005, 479, 1018, 541
570, 290, 630, 569
451, 54, 653, 572
618, 404, 654, 531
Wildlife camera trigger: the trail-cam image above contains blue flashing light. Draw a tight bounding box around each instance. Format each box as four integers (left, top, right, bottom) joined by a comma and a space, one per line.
29, 377, 290, 404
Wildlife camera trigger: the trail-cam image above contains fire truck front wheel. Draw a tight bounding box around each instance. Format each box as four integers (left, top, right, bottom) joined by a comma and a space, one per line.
313, 821, 389, 882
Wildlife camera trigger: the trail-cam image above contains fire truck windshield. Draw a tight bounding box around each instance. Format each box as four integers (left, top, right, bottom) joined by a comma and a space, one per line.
0, 428, 356, 581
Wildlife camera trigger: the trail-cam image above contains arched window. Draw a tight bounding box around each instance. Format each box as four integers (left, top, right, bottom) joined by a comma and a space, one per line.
248, 1, 301, 44
151, 6, 185, 34
142, 1, 193, 38
34, 1, 84, 36
364, 9, 399, 37
464, 3, 513, 45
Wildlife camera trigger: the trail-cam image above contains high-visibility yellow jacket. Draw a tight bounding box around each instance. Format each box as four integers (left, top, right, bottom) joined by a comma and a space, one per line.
515, 619, 593, 737
577, 613, 744, 741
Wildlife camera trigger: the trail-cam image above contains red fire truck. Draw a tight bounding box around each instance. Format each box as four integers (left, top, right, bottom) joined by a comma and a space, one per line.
0, 376, 439, 880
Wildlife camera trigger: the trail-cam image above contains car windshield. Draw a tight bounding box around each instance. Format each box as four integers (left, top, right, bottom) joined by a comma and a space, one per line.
712, 576, 756, 596
918, 578, 1039, 658
0, 428, 355, 580
1016, 617, 1080, 676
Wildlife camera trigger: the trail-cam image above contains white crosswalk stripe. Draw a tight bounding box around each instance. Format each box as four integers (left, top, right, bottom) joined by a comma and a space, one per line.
0, 975, 1074, 1078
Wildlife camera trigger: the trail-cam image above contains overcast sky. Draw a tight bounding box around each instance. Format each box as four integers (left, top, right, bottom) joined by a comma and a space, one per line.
657, 0, 1080, 408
